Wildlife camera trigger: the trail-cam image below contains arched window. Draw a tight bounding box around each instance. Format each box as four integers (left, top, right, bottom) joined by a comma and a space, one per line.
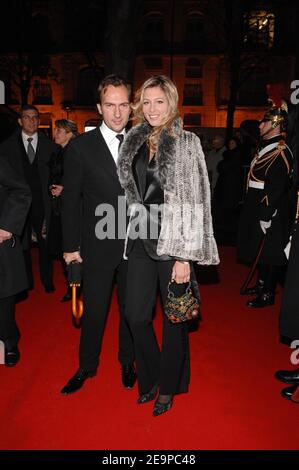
185, 12, 204, 43
144, 12, 164, 42
32, 14, 52, 48
183, 84, 203, 106
0, 70, 14, 104
244, 11, 275, 49
183, 113, 201, 129
77, 67, 104, 106
32, 79, 52, 105
185, 58, 202, 79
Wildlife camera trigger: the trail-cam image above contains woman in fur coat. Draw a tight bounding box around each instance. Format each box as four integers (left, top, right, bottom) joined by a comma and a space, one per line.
118, 75, 219, 417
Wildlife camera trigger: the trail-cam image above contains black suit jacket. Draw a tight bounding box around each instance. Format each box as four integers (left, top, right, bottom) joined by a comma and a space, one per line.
0, 155, 31, 297
0, 129, 59, 247
62, 127, 126, 270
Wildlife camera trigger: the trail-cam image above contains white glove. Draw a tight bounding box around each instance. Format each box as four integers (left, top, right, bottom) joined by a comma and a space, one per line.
284, 236, 292, 259
260, 220, 272, 234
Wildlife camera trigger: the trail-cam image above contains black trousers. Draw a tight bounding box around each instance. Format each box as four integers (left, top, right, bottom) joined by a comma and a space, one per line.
257, 263, 282, 294
23, 201, 53, 289
79, 259, 134, 371
0, 295, 20, 350
126, 240, 190, 395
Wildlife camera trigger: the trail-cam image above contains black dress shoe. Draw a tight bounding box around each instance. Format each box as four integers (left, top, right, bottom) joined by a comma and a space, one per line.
241, 279, 264, 296
153, 395, 173, 417
247, 292, 275, 308
121, 364, 137, 389
275, 368, 299, 384
281, 384, 298, 400
60, 368, 96, 395
5, 347, 20, 367
137, 384, 158, 404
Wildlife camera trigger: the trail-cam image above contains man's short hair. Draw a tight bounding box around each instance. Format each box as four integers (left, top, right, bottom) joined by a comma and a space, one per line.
97, 74, 131, 104
19, 104, 39, 116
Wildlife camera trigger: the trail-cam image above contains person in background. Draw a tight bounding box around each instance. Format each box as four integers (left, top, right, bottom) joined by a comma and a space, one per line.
48, 119, 79, 302
212, 137, 243, 245
0, 105, 59, 293
118, 75, 219, 416
0, 156, 31, 366
206, 134, 226, 196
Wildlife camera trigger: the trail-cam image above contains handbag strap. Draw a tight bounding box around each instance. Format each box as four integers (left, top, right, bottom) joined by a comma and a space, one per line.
167, 281, 191, 299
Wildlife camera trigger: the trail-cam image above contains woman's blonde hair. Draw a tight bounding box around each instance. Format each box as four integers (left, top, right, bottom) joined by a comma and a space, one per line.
133, 75, 180, 152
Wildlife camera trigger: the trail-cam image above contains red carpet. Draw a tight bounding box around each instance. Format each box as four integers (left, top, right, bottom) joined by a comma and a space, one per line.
0, 246, 298, 450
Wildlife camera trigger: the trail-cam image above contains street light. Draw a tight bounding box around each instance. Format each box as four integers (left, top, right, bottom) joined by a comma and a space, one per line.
61, 100, 73, 119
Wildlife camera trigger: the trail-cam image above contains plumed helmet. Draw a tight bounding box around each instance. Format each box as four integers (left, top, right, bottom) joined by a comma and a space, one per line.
261, 84, 288, 131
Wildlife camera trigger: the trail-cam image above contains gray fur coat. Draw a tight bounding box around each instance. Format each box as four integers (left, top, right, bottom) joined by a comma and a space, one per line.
118, 119, 219, 265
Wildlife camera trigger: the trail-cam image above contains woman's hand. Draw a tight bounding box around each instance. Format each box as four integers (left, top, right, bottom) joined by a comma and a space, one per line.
0, 228, 12, 243
63, 251, 83, 265
171, 261, 190, 284
50, 184, 64, 197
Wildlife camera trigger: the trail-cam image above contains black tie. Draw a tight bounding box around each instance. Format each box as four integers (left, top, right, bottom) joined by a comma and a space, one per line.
116, 134, 124, 153
27, 137, 35, 164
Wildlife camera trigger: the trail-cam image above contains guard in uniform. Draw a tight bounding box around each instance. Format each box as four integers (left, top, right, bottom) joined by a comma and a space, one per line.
237, 89, 293, 307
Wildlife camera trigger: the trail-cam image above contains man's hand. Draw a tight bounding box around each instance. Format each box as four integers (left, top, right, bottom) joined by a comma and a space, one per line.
50, 184, 63, 197
260, 220, 272, 234
171, 261, 190, 284
63, 251, 83, 265
0, 228, 12, 243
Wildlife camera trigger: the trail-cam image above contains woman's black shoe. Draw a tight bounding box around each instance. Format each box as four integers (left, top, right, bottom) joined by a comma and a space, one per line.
137, 384, 158, 404
153, 395, 173, 416
5, 347, 20, 367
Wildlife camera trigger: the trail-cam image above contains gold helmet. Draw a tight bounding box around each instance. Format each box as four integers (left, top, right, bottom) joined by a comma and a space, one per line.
261, 84, 288, 131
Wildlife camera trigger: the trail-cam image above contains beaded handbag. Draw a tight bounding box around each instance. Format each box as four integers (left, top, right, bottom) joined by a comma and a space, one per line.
164, 281, 200, 323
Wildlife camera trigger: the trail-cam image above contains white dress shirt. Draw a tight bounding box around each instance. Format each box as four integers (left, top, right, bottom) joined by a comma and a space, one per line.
22, 131, 38, 153
100, 121, 125, 165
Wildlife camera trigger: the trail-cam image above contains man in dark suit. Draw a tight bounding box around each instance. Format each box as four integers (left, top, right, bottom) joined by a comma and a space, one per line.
60, 75, 136, 394
0, 105, 59, 293
0, 156, 31, 366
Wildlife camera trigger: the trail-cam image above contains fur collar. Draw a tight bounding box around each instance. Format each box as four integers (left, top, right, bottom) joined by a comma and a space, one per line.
118, 118, 182, 202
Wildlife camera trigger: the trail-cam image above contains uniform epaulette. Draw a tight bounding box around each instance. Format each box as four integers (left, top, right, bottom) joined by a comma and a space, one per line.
277, 140, 286, 151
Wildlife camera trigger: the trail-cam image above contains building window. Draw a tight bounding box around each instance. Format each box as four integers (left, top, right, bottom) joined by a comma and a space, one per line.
32, 14, 52, 48
185, 58, 202, 79
144, 57, 163, 69
144, 12, 164, 42
185, 12, 204, 43
183, 84, 203, 106
0, 70, 16, 104
77, 67, 103, 106
243, 11, 275, 49
32, 80, 52, 105
85, 118, 101, 132
39, 113, 53, 139
183, 113, 201, 128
